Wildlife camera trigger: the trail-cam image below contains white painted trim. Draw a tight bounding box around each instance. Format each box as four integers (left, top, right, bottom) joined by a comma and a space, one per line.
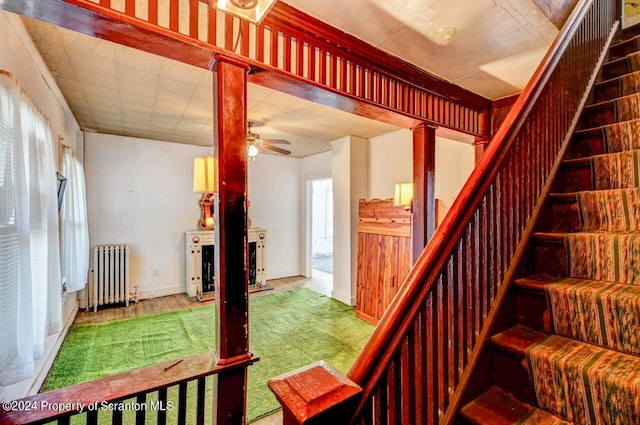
331, 289, 356, 307
266, 270, 303, 280
137, 285, 184, 300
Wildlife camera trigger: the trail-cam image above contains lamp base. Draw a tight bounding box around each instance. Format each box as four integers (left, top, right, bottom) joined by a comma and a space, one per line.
198, 194, 214, 230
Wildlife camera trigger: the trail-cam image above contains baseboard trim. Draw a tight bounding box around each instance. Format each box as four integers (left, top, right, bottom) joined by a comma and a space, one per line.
331, 289, 356, 307
266, 270, 303, 280
137, 285, 183, 301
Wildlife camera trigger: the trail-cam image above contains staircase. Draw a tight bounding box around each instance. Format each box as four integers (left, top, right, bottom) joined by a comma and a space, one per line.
460, 28, 640, 425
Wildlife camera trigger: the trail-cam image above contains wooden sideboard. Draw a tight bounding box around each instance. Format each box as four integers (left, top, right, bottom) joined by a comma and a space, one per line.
356, 199, 411, 324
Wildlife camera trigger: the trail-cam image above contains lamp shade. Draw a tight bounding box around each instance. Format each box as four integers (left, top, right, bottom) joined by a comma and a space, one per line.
193, 156, 217, 193
212, 0, 277, 24
394, 182, 414, 207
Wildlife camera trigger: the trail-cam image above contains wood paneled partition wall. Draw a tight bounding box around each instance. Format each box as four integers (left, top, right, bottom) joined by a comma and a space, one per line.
356, 199, 412, 324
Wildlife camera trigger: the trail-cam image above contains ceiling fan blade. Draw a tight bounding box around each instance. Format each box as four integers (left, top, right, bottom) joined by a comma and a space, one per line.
260, 139, 291, 145
262, 144, 292, 155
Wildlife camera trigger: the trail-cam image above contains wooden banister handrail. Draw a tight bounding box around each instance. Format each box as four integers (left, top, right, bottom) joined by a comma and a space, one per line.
343, 0, 619, 423
0, 351, 257, 424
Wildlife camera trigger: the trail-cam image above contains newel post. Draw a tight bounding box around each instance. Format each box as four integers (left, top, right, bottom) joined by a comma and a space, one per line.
211, 54, 258, 425
268, 361, 362, 425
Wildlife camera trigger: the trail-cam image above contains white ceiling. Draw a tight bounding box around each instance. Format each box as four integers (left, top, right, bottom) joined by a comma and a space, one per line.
19, 0, 561, 157
282, 0, 559, 99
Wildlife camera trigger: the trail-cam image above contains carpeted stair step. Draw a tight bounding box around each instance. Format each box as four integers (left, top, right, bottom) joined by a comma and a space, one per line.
576, 188, 640, 231
592, 71, 640, 103
513, 275, 562, 332
568, 118, 640, 159
553, 158, 592, 192
608, 35, 640, 62
545, 278, 640, 355
557, 149, 640, 192
527, 335, 640, 424
622, 25, 640, 43
490, 325, 547, 358
459, 386, 571, 425
567, 127, 607, 159
600, 51, 640, 80
529, 232, 568, 277
581, 93, 640, 128
489, 325, 547, 403
566, 231, 640, 284
542, 193, 580, 232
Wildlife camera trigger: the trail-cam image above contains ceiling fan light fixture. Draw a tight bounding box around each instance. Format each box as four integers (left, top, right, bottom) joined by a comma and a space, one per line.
212, 0, 276, 24
248, 143, 259, 157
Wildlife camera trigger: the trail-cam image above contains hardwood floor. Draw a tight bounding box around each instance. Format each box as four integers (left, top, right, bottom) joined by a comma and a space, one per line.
74, 270, 333, 324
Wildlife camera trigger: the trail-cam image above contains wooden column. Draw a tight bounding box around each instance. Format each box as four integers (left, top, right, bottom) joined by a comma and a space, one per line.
412, 124, 436, 263
211, 54, 254, 425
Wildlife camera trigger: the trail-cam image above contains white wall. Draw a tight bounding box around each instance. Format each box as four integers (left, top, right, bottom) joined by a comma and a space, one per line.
248, 154, 302, 279
0, 12, 81, 399
435, 137, 476, 224
85, 133, 206, 299
368, 128, 413, 199
331, 136, 368, 306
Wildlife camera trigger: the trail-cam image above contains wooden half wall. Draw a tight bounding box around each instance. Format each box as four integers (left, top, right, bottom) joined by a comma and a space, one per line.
356, 199, 411, 324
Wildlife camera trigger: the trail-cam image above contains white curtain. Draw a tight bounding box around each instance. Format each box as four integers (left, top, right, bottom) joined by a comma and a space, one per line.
0, 72, 62, 385
60, 146, 89, 293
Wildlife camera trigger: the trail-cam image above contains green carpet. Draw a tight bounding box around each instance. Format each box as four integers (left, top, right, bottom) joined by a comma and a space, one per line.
42, 288, 374, 423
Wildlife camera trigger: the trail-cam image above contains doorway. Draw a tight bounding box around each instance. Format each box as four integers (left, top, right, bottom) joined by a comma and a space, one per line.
310, 178, 333, 277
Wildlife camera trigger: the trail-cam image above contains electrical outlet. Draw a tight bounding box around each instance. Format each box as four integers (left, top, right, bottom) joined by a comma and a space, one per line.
152, 269, 159, 277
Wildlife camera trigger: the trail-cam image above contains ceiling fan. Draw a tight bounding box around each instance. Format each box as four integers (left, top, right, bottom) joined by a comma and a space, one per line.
246, 122, 291, 157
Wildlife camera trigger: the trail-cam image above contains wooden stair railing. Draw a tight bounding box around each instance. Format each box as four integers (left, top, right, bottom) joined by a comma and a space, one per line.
268, 0, 619, 424
0, 351, 257, 424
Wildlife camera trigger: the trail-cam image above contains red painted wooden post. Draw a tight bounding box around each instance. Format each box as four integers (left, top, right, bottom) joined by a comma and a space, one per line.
412, 124, 436, 263
268, 362, 362, 425
211, 54, 253, 425
474, 138, 490, 164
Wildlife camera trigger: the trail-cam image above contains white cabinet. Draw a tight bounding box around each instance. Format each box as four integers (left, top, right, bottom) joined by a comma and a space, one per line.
185, 228, 267, 300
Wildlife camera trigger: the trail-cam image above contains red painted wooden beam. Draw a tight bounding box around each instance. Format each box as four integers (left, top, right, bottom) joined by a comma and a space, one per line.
0, 0, 490, 137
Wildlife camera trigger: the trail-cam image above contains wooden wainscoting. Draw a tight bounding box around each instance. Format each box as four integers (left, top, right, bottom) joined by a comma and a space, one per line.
356, 199, 411, 324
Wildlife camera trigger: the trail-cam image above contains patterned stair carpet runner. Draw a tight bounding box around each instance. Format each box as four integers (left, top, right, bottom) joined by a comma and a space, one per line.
516, 409, 573, 425
603, 118, 640, 153
566, 232, 640, 283
577, 188, 640, 231
627, 51, 640, 74
590, 150, 640, 189
614, 93, 640, 122
526, 335, 640, 425
546, 279, 640, 355
619, 71, 640, 98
